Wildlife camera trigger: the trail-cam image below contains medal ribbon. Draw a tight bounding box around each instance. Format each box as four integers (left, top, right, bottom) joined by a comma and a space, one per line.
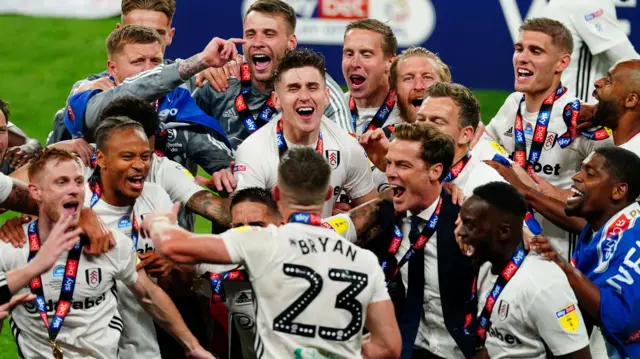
467, 244, 528, 344
443, 152, 472, 183
88, 174, 139, 252
557, 98, 609, 148
380, 198, 442, 284
349, 91, 397, 136
27, 220, 84, 346
275, 119, 323, 159
235, 62, 277, 134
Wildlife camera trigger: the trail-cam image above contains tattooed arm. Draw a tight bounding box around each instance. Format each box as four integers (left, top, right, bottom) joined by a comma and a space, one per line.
0, 179, 38, 215
185, 190, 232, 229
350, 188, 394, 246
178, 37, 243, 80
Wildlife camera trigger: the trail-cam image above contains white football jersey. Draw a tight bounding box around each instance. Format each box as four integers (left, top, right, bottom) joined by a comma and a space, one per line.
542, 0, 638, 104
221, 223, 389, 359
477, 254, 589, 359
233, 116, 375, 217
451, 145, 508, 199
0, 173, 12, 203
3, 225, 138, 359
84, 180, 173, 359
620, 131, 640, 156
486, 91, 614, 259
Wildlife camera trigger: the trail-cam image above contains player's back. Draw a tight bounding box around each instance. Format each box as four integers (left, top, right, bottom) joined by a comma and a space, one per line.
224, 221, 387, 359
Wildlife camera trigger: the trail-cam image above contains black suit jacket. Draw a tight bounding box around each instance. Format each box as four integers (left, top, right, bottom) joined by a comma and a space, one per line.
366, 189, 479, 358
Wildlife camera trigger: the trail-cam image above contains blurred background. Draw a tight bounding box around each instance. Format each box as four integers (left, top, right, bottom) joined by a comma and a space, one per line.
0, 0, 637, 357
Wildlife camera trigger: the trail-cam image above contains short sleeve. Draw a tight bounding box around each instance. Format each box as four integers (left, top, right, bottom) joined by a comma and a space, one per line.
599, 272, 640, 343
0, 173, 13, 203
151, 184, 174, 212
486, 92, 521, 146
571, 135, 614, 162
220, 225, 277, 278
233, 140, 270, 192
114, 232, 139, 286
369, 256, 390, 303
322, 214, 357, 243
570, 5, 627, 55
528, 277, 589, 355
342, 137, 375, 199
154, 157, 203, 204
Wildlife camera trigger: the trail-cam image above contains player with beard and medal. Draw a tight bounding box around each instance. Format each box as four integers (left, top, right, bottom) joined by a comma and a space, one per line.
529, 147, 640, 359
192, 0, 351, 153
231, 49, 377, 218
142, 148, 401, 359
485, 18, 613, 261
0, 148, 212, 359
456, 182, 590, 359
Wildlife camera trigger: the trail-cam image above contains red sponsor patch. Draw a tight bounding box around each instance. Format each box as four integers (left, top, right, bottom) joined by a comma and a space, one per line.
626, 329, 640, 343
502, 261, 518, 280
514, 152, 526, 166
534, 126, 547, 142
241, 65, 251, 82
235, 96, 247, 112
234, 164, 246, 173
228, 271, 245, 281
65, 260, 78, 277
388, 236, 402, 253
67, 103, 75, 121
56, 301, 70, 316
386, 90, 397, 107
318, 0, 369, 19
30, 277, 41, 289
486, 296, 496, 312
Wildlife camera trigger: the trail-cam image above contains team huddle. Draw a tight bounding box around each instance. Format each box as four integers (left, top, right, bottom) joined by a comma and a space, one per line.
0, 0, 639, 358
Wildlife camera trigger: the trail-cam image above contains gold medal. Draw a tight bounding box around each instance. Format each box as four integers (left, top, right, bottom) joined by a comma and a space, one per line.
51, 340, 63, 359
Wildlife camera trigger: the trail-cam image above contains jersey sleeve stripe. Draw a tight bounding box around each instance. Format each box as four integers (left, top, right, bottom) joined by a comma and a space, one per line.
122, 65, 164, 84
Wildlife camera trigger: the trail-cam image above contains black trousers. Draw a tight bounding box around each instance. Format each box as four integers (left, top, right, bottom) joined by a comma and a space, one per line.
411, 348, 446, 359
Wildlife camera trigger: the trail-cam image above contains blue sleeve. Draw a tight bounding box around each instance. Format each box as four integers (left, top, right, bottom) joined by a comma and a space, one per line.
64, 89, 103, 138
600, 285, 640, 341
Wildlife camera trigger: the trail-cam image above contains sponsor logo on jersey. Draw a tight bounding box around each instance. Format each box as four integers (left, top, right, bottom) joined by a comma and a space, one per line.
543, 132, 557, 151
325, 150, 341, 169
85, 268, 102, 289
626, 329, 640, 344
584, 8, 604, 21
235, 291, 253, 306
595, 213, 632, 274
489, 326, 522, 345
167, 129, 177, 142
324, 217, 349, 235
524, 123, 533, 136
503, 127, 513, 137
53, 265, 65, 278
556, 304, 580, 333
118, 216, 131, 228
222, 108, 236, 120
24, 293, 108, 314
234, 164, 246, 172
498, 300, 509, 321
241, 0, 435, 47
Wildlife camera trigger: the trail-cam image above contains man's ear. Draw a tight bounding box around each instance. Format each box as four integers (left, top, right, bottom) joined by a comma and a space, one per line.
625, 93, 639, 110
612, 182, 628, 202
28, 183, 42, 203
429, 163, 443, 182
96, 150, 107, 169
288, 34, 297, 50
459, 125, 475, 147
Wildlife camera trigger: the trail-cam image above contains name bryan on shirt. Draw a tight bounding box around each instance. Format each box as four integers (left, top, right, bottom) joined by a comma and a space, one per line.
293, 237, 358, 262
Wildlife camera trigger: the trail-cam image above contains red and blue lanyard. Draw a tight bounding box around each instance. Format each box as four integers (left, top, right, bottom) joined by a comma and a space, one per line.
27, 220, 84, 344
465, 244, 528, 344
557, 98, 609, 147
275, 119, 323, 158
208, 212, 326, 303
380, 198, 442, 284
235, 62, 277, 134
88, 173, 139, 252
443, 152, 472, 183
349, 91, 397, 137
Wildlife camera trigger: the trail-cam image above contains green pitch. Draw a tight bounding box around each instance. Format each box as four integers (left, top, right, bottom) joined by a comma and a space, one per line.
0, 15, 509, 358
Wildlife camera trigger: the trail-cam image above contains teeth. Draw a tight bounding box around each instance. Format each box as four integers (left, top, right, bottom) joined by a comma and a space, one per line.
518, 69, 532, 75
571, 188, 584, 196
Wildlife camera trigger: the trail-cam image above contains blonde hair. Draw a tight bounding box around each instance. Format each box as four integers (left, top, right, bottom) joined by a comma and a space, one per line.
390, 47, 451, 88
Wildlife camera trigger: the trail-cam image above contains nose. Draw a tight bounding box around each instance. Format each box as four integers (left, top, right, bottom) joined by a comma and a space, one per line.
131, 157, 146, 172
349, 53, 362, 69
514, 50, 529, 65
414, 76, 428, 91
571, 169, 584, 183
594, 77, 604, 89
143, 60, 156, 72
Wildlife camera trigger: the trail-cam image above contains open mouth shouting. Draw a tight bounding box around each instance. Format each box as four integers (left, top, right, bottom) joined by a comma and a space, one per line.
61, 200, 80, 216
516, 67, 534, 81
392, 184, 407, 201
349, 74, 366, 90
566, 186, 585, 205
410, 97, 424, 110
251, 53, 271, 72
295, 106, 315, 121
126, 175, 144, 192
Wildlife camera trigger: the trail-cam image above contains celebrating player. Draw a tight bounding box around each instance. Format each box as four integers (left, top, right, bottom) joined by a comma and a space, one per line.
193, 0, 351, 149
457, 182, 590, 359
485, 18, 612, 260
0, 148, 211, 359
143, 148, 401, 359
231, 48, 377, 217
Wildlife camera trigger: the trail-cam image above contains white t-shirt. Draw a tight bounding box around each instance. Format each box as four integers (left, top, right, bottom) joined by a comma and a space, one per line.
451, 146, 509, 199
542, 0, 637, 104
486, 91, 614, 259
477, 254, 589, 359
0, 173, 12, 203
234, 116, 375, 217
620, 131, 640, 156
3, 224, 138, 359
395, 197, 463, 358
344, 92, 403, 139
85, 179, 173, 359
221, 222, 389, 359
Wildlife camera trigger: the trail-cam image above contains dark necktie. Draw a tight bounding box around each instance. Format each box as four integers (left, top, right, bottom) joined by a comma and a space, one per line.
399, 215, 426, 359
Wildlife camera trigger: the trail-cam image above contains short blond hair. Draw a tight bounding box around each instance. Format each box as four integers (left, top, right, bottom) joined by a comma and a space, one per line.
106, 24, 162, 57
390, 47, 451, 89
520, 18, 573, 54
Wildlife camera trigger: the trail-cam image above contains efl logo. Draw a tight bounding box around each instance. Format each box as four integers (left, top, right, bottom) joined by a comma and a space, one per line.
318, 0, 368, 19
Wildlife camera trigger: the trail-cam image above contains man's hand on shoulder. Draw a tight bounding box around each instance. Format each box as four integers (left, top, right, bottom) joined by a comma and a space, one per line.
0, 215, 31, 248
78, 208, 116, 255
72, 77, 116, 96
195, 54, 244, 92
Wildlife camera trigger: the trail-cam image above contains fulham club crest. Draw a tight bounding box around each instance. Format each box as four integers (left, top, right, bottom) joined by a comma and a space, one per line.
85, 268, 102, 289
325, 150, 341, 170
498, 300, 509, 321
